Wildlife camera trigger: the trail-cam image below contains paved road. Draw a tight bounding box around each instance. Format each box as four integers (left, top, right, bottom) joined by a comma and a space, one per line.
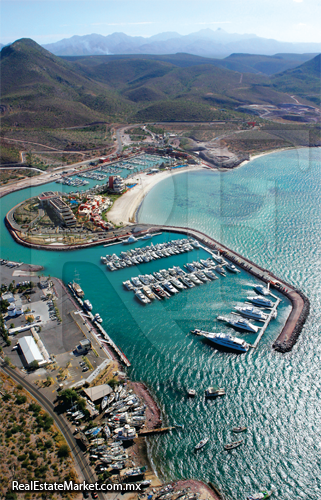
0, 361, 105, 499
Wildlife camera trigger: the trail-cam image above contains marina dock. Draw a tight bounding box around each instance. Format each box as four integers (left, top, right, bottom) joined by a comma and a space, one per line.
251, 293, 281, 348
67, 283, 131, 367
138, 427, 175, 436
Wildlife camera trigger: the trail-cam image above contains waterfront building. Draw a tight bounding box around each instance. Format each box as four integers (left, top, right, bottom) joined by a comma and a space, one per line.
109, 175, 125, 193
38, 192, 76, 227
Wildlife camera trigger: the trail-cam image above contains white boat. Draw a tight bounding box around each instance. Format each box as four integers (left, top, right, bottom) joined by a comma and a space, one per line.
188, 274, 203, 285
169, 278, 186, 290
142, 285, 157, 300
141, 233, 152, 240
247, 295, 274, 308
101, 256, 107, 264
94, 313, 103, 323
203, 269, 218, 280
225, 262, 239, 273
162, 281, 179, 294
191, 329, 249, 353
190, 239, 201, 248
179, 275, 195, 288
101, 396, 109, 411
194, 437, 209, 450
194, 271, 210, 282
123, 280, 135, 291
212, 252, 226, 264
135, 289, 151, 304
254, 284, 270, 296
83, 299, 93, 311
223, 317, 259, 333
215, 266, 226, 276
123, 235, 137, 244
114, 424, 137, 441
131, 277, 142, 287
235, 305, 268, 321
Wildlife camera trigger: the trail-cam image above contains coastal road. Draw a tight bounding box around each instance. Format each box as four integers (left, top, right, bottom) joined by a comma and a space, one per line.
0, 362, 105, 500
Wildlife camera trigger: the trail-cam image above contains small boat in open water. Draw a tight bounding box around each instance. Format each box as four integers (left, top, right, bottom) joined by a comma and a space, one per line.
247, 490, 273, 500
232, 426, 247, 433
187, 389, 196, 397
205, 386, 225, 398
224, 439, 243, 450
194, 437, 209, 450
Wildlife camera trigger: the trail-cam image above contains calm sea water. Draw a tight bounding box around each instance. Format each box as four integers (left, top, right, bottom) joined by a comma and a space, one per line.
0, 148, 320, 499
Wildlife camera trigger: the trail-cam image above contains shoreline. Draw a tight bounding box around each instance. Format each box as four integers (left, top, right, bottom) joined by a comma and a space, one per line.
108, 165, 204, 226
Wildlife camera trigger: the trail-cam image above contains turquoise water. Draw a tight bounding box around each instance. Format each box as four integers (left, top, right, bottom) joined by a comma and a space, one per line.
1, 148, 321, 499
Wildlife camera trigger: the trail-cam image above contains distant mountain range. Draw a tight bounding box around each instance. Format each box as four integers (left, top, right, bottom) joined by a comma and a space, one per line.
1, 38, 320, 129
43, 28, 321, 58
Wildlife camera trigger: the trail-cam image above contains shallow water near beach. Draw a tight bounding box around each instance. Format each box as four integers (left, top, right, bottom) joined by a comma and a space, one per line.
1, 148, 321, 499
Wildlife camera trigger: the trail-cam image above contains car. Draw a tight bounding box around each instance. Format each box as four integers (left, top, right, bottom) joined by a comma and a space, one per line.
91, 493, 98, 499
83, 492, 89, 499
82, 367, 89, 372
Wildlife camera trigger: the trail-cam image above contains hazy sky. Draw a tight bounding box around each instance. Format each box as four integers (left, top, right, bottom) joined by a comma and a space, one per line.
1, 0, 321, 45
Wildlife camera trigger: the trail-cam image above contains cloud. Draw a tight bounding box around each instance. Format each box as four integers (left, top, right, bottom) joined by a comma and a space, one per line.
91, 22, 154, 26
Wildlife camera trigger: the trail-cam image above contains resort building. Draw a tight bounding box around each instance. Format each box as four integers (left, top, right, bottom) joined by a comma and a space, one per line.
109, 175, 125, 193
78, 195, 113, 230
38, 192, 76, 227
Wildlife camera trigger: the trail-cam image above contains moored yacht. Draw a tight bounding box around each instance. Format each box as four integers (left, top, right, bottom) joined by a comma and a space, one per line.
162, 281, 179, 294
235, 305, 268, 321
191, 329, 249, 353
254, 284, 270, 296
225, 262, 240, 273
247, 295, 274, 308
83, 299, 93, 311
135, 289, 151, 304
219, 316, 259, 333
188, 274, 203, 285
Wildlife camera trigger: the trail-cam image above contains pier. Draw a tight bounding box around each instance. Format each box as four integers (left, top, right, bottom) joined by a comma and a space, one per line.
67, 283, 131, 367
138, 427, 175, 436
251, 293, 281, 348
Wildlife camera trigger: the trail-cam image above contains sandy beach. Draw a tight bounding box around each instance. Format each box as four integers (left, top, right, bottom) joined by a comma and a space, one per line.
108, 165, 204, 225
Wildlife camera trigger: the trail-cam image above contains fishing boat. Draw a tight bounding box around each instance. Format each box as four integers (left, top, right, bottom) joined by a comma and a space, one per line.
194, 437, 209, 450
232, 426, 247, 433
187, 389, 196, 397
247, 490, 273, 500
83, 299, 92, 310
224, 440, 243, 450
205, 386, 225, 398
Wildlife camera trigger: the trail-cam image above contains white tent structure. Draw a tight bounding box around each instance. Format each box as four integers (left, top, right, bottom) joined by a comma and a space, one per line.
19, 336, 45, 366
